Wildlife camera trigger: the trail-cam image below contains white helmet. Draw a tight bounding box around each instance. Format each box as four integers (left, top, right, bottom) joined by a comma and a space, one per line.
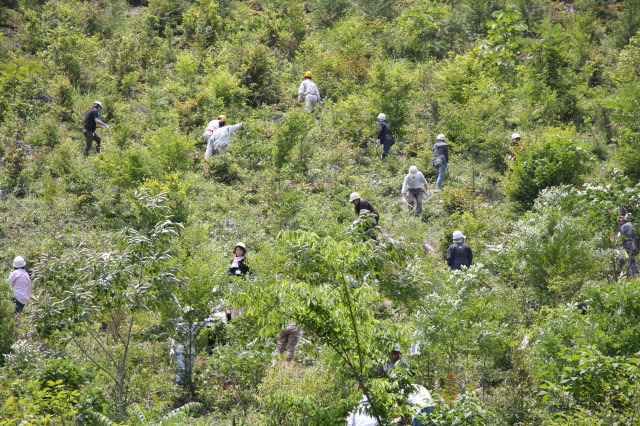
437, 134, 446, 141
234, 242, 247, 252
392, 343, 402, 352
377, 113, 386, 122
93, 101, 103, 108
349, 192, 361, 202
511, 133, 521, 140
13, 256, 26, 268
409, 165, 418, 175
452, 230, 465, 241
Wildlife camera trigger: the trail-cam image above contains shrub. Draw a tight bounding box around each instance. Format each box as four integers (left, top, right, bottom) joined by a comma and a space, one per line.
503, 130, 592, 210
0, 295, 16, 364
144, 127, 195, 177
182, 0, 221, 49
274, 110, 312, 173
96, 144, 148, 189
204, 156, 241, 185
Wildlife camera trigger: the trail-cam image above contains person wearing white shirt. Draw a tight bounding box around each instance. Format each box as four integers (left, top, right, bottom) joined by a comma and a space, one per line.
204, 120, 243, 159
401, 165, 429, 215
297, 71, 320, 113
203, 114, 226, 146
8, 256, 31, 314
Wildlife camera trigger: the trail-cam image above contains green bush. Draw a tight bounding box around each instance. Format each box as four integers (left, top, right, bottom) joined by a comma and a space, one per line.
503, 129, 592, 210
0, 294, 16, 364
182, 0, 221, 49
144, 127, 195, 177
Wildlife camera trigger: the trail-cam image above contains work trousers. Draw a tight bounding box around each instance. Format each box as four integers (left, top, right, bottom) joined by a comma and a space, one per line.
407, 188, 424, 215
304, 94, 319, 112
11, 297, 24, 314
382, 137, 395, 159
83, 130, 101, 156
435, 162, 447, 189
277, 324, 302, 361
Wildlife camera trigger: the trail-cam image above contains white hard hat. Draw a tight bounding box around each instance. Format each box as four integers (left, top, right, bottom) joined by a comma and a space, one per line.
511, 133, 521, 140
377, 113, 386, 122
349, 192, 361, 202
13, 256, 26, 268
182, 306, 194, 314
409, 165, 418, 175
93, 101, 103, 108
452, 230, 465, 241
234, 242, 247, 252
392, 343, 402, 352
437, 134, 446, 141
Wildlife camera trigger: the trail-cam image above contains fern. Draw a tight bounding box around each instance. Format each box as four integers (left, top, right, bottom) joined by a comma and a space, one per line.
91, 411, 121, 426
158, 402, 203, 425
126, 403, 149, 425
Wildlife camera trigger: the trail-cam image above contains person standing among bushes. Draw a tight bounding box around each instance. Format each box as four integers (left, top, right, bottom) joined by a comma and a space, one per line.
8, 256, 31, 314
275, 322, 303, 368
297, 71, 320, 113
446, 230, 472, 270
376, 113, 395, 160
432, 134, 449, 191
619, 213, 638, 276
350, 192, 379, 224
382, 345, 409, 374
83, 101, 108, 157
204, 118, 243, 159
508, 132, 522, 161
227, 242, 251, 322
203, 114, 226, 146
401, 165, 429, 215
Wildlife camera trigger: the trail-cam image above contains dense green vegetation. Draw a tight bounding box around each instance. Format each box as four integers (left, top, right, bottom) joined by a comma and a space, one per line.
1, 0, 640, 424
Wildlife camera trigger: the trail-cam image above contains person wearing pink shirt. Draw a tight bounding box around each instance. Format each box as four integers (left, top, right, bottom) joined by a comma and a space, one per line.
8, 256, 31, 314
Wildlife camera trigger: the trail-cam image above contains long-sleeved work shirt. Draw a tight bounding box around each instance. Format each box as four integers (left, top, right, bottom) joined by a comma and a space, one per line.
205, 123, 243, 159
8, 268, 31, 305
298, 79, 320, 101
446, 242, 473, 270
402, 172, 428, 193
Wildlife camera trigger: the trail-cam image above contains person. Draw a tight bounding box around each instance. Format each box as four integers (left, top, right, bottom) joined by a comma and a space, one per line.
276, 322, 303, 368
83, 101, 108, 157
432, 134, 449, 191
382, 345, 408, 374
170, 306, 200, 387
204, 119, 243, 159
508, 132, 522, 161
350, 192, 379, 224
446, 230, 473, 270
401, 166, 429, 215
297, 71, 320, 113
619, 213, 638, 276
376, 113, 394, 160
203, 115, 226, 146
229, 242, 250, 277
8, 256, 31, 314
227, 242, 251, 321
346, 385, 433, 425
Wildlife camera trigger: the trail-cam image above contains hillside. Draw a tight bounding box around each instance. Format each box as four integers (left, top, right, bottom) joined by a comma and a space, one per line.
1, 0, 640, 424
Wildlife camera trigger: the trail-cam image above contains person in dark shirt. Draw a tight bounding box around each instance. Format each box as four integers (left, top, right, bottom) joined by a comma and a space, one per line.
229, 242, 251, 277
619, 213, 638, 276
376, 113, 394, 160
227, 242, 251, 321
83, 101, 108, 157
432, 134, 449, 190
349, 192, 379, 224
446, 230, 472, 270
